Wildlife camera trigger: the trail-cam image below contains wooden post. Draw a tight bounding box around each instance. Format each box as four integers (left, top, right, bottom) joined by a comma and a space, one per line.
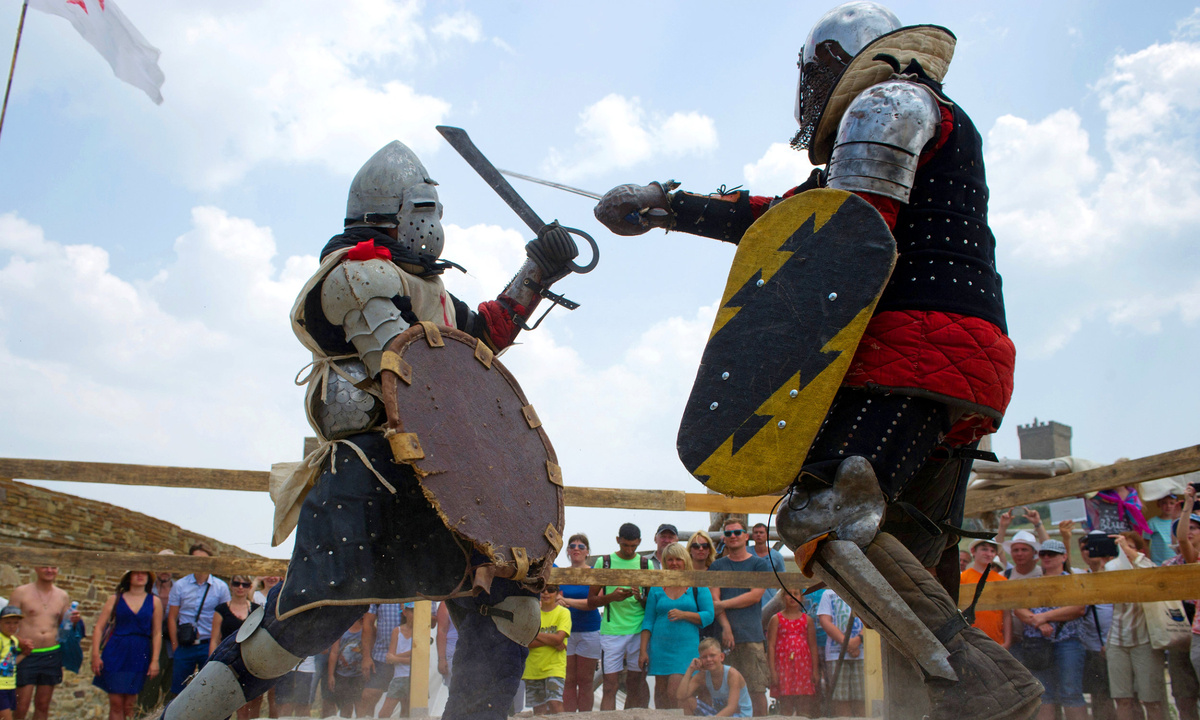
863, 629, 884, 717
409, 601, 432, 717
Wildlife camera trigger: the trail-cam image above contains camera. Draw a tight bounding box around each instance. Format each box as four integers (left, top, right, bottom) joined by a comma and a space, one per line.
1083, 534, 1118, 558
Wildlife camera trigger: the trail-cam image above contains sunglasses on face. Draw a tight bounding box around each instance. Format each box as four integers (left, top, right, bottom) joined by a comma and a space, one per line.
567, 543, 588, 550
690, 543, 711, 550
231, 581, 252, 588
723, 529, 745, 537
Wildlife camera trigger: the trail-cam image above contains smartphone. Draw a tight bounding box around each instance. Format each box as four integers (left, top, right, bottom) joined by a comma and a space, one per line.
1084, 534, 1118, 558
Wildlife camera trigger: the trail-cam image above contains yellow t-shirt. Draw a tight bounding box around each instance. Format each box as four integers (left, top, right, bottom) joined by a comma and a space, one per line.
0, 632, 19, 691
523, 605, 572, 681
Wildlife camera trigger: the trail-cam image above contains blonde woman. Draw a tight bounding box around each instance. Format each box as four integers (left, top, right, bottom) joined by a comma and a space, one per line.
639, 543, 714, 709
687, 531, 730, 644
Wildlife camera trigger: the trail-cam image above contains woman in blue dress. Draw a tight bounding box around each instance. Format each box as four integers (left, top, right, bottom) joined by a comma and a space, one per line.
638, 543, 714, 709
91, 570, 162, 720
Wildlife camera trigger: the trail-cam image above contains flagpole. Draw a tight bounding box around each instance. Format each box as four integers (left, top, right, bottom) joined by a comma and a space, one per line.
0, 0, 30, 143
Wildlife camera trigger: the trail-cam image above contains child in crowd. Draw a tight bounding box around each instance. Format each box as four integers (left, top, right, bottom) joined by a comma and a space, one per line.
379, 603, 414, 719
0, 607, 28, 720
766, 592, 819, 717
817, 590, 865, 718
677, 637, 752, 717
327, 614, 367, 718
524, 585, 572, 715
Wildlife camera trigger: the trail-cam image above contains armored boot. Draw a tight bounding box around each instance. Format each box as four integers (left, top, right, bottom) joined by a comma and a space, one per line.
777, 456, 1041, 720
866, 532, 1043, 720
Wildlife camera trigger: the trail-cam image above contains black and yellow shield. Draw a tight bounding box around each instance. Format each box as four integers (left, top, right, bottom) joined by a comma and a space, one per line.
676, 189, 896, 497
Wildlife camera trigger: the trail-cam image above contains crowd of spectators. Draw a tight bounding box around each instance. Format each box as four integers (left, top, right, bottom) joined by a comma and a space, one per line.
963, 484, 1200, 720
7, 478, 1198, 719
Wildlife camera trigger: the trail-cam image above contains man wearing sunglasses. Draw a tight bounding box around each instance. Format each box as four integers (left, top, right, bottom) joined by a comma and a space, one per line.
709, 520, 770, 717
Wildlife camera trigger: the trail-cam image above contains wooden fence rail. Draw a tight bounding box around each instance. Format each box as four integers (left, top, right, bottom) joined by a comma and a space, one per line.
4, 546, 1200, 613
4, 444, 1199, 518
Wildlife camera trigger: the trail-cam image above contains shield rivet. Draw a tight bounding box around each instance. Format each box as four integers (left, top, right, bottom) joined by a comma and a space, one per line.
789, 389, 798, 398
721, 372, 730, 380
710, 402, 719, 411
756, 279, 765, 287
778, 421, 787, 429
827, 292, 837, 301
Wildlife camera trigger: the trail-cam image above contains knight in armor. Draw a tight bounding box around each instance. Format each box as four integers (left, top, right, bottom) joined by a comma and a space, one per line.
594, 4, 1041, 719
162, 140, 579, 720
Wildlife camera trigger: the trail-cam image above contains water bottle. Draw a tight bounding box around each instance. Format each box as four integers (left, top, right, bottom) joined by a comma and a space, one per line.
61, 602, 78, 633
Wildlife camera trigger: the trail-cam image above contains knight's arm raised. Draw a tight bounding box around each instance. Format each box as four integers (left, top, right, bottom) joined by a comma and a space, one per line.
454, 224, 579, 352
593, 79, 944, 243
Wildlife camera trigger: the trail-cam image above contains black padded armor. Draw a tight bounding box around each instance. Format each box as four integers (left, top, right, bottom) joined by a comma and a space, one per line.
881, 79, 1008, 334
669, 189, 754, 244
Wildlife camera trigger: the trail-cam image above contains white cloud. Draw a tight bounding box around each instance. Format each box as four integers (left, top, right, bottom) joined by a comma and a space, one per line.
1106, 279, 1200, 333
543, 94, 718, 181
26, 0, 466, 189
742, 142, 819, 192
432, 11, 484, 43
987, 37, 1200, 265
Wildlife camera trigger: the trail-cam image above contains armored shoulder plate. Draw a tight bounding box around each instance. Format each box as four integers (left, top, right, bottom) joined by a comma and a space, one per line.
826, 79, 941, 203
321, 259, 410, 376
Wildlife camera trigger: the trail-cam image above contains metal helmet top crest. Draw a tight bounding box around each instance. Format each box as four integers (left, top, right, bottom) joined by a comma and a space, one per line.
345, 140, 446, 262
792, 1, 901, 151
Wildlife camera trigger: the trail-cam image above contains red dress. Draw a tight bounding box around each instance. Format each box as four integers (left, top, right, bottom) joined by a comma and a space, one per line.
772, 612, 815, 696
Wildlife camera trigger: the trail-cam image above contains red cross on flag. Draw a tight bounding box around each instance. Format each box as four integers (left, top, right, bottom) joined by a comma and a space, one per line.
27, 0, 164, 104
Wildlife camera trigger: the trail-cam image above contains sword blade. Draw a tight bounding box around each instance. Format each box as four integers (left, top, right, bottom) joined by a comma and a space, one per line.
497, 169, 602, 201
436, 126, 545, 235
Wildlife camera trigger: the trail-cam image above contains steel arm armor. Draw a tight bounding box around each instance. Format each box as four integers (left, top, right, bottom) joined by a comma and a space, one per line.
826, 79, 941, 203
320, 258, 411, 377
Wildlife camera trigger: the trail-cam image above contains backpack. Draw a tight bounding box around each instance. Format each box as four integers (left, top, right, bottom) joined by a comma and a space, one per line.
601, 553, 650, 621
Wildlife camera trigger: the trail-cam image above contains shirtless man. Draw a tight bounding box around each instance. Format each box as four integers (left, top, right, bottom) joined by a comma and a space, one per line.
8, 567, 80, 720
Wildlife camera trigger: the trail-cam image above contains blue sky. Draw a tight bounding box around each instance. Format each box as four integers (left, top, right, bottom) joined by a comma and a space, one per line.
1, 1, 1198, 558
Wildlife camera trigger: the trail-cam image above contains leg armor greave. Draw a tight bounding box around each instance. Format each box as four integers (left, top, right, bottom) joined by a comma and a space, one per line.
163, 584, 365, 720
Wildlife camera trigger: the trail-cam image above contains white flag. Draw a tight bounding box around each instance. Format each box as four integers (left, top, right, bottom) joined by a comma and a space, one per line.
27, 0, 164, 104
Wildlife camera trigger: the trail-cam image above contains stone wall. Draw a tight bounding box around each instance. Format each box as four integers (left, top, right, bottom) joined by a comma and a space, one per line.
0, 478, 262, 720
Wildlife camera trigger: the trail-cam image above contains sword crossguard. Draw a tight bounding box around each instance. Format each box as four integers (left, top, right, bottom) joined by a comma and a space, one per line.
516, 278, 581, 332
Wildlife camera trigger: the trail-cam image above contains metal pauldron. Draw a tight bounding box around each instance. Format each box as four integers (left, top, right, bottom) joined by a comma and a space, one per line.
321, 258, 412, 377
827, 79, 941, 203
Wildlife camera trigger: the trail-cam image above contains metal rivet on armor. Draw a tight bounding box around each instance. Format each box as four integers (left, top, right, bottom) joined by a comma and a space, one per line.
710, 402, 719, 410
790, 390, 798, 398
328, 550, 333, 555
301, 589, 306, 593
362, 578, 367, 582
778, 421, 786, 429
329, 581, 336, 586
721, 372, 730, 380
342, 537, 347, 542
827, 292, 837, 301
359, 545, 364, 550
337, 504, 343, 509
315, 544, 321, 549
756, 279, 765, 287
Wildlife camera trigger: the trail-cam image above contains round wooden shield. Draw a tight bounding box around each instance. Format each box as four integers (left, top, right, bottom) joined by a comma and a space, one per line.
379, 322, 564, 585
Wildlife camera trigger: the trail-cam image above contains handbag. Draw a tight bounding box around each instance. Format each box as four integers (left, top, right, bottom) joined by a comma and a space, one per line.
176, 582, 211, 647
1143, 599, 1192, 651
1021, 620, 1064, 672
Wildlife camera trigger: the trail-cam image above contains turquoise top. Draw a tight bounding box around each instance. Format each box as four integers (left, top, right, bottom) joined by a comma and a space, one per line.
640, 586, 714, 675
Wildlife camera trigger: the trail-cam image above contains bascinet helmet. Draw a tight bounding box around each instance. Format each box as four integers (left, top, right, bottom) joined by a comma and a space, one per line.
792, 1, 900, 151
345, 140, 445, 263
